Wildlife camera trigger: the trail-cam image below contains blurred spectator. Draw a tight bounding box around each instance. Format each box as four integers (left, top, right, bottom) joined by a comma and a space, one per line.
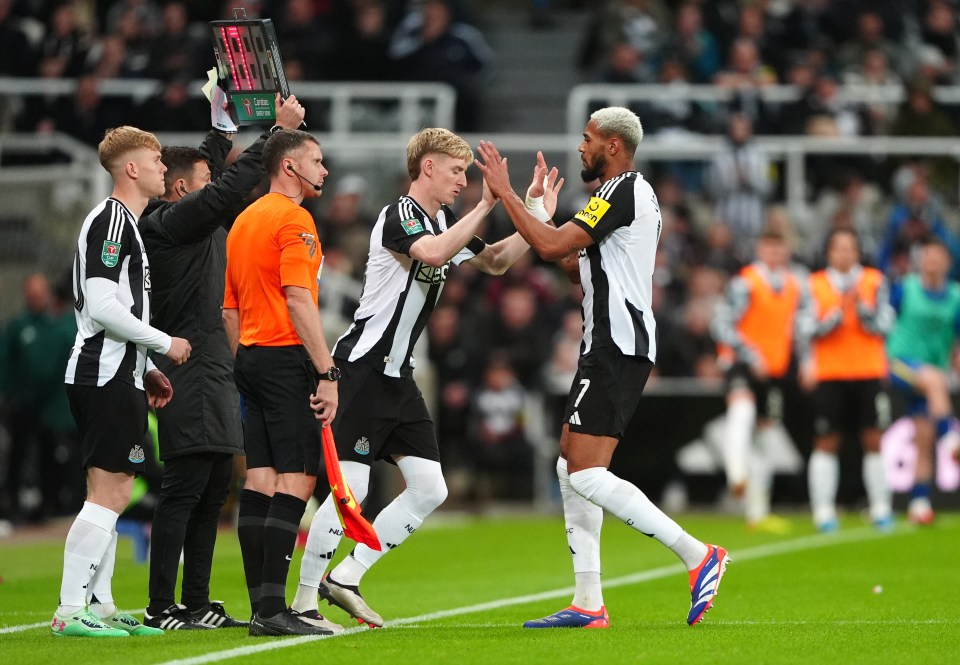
332, 0, 393, 81
34, 2, 90, 79
275, 0, 339, 80
713, 38, 777, 132
597, 41, 653, 84
841, 49, 902, 136
640, 55, 715, 134
656, 297, 722, 379
105, 0, 160, 36
388, 0, 492, 130
0, 0, 36, 76
481, 284, 548, 388
148, 1, 204, 80
889, 78, 959, 196
734, 2, 786, 81
702, 221, 742, 276
836, 10, 908, 79
878, 175, 960, 280
0, 274, 62, 523
660, 1, 720, 84
807, 171, 885, 266
705, 113, 772, 262
466, 353, 533, 503
578, 0, 665, 79
110, 4, 158, 77
779, 74, 861, 137
313, 174, 375, 282
135, 76, 209, 132
918, 0, 959, 83
50, 74, 132, 146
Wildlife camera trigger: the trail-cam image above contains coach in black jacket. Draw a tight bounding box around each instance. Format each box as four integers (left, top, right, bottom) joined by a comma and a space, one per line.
138, 95, 306, 630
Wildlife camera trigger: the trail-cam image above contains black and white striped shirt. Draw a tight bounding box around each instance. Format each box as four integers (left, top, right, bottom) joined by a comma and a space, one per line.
333, 195, 483, 378
571, 171, 661, 360
65, 197, 170, 389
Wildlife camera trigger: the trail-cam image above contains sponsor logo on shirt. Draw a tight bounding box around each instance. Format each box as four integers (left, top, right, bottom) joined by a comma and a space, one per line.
299, 232, 318, 257
402, 218, 424, 235
574, 196, 611, 228
415, 263, 449, 285
101, 241, 121, 267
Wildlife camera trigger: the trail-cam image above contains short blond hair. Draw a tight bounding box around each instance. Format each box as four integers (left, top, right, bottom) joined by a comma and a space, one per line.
406, 128, 473, 179
590, 107, 644, 155
98, 126, 161, 174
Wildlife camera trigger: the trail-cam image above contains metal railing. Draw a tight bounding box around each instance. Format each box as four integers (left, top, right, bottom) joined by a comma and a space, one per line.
0, 77, 456, 136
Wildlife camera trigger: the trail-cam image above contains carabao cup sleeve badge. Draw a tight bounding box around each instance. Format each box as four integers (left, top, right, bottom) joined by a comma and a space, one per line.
101, 241, 122, 267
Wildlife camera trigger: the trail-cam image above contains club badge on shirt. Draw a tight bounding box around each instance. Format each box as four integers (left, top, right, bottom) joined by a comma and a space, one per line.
102, 241, 121, 267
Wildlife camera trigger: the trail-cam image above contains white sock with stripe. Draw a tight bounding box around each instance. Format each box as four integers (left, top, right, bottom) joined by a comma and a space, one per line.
293, 462, 370, 613
568, 467, 706, 570
58, 502, 119, 614
557, 458, 604, 611
332, 457, 446, 586
808, 450, 839, 526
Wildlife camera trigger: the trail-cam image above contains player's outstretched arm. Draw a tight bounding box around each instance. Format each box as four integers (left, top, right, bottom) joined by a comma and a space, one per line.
408, 192, 495, 268
475, 140, 589, 262
469, 153, 565, 275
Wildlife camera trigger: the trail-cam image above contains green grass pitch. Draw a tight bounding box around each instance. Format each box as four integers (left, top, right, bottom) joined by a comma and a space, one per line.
1, 513, 957, 664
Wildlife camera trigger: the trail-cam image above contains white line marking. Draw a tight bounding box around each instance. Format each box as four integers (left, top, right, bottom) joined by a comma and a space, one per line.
156, 525, 914, 665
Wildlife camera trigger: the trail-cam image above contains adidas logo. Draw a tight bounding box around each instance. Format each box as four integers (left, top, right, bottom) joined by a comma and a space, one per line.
354, 436, 370, 455
569, 411, 582, 426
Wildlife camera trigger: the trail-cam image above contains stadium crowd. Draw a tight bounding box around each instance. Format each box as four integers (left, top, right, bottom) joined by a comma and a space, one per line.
2, 0, 960, 527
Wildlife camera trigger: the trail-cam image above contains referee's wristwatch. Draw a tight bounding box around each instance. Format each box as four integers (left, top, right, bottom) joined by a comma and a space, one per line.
318, 366, 341, 381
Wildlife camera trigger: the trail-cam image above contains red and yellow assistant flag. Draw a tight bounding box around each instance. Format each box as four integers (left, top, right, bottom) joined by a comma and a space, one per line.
322, 426, 381, 551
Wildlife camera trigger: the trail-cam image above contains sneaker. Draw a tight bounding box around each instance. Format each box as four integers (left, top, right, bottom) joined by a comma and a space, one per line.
816, 518, 840, 534
747, 515, 792, 535
143, 604, 214, 630
50, 609, 128, 638
873, 515, 894, 533
189, 601, 249, 628
102, 611, 164, 636
249, 609, 335, 636
523, 605, 609, 629
289, 608, 344, 634
687, 544, 730, 626
907, 498, 935, 525
319, 576, 384, 628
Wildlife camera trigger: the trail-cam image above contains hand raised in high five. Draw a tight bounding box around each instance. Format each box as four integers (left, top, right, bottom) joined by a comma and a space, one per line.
274, 93, 306, 129
474, 140, 513, 200
526, 151, 564, 218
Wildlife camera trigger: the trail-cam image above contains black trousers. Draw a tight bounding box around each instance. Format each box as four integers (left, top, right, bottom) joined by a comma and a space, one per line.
148, 451, 233, 609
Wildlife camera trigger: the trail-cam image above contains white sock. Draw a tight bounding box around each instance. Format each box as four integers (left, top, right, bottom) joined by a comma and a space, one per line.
667, 531, 710, 571
332, 457, 447, 585
293, 462, 370, 612
862, 452, 891, 521
724, 398, 756, 488
557, 458, 604, 611
808, 450, 839, 526
745, 428, 775, 524
568, 467, 703, 569
88, 530, 118, 618
58, 502, 119, 613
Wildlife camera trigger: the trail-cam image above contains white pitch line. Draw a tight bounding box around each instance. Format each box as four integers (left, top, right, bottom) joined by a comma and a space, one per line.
155, 524, 915, 665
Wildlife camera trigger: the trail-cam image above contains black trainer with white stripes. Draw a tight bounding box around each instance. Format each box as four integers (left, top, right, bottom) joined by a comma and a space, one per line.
189, 601, 249, 628
142, 604, 213, 630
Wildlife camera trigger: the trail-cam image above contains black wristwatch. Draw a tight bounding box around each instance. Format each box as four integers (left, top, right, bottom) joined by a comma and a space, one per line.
318, 366, 341, 381
268, 124, 283, 134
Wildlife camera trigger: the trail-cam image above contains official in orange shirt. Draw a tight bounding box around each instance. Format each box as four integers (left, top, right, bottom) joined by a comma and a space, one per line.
222, 129, 339, 637
712, 229, 802, 531
798, 228, 894, 533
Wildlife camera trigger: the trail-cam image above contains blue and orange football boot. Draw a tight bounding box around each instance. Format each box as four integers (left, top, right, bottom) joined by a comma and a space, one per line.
523, 605, 610, 629
687, 544, 730, 626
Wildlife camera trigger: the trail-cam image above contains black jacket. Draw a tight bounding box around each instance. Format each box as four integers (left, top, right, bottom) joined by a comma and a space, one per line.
140, 129, 268, 460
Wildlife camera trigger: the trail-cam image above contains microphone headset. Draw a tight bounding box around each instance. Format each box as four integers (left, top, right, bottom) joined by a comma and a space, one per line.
286, 163, 322, 191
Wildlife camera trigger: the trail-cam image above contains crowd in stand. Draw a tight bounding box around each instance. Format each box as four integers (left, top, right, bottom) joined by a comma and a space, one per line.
3, 0, 960, 512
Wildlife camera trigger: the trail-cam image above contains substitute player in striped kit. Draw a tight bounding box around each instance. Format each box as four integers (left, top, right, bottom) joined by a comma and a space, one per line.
53, 126, 191, 638
476, 107, 729, 628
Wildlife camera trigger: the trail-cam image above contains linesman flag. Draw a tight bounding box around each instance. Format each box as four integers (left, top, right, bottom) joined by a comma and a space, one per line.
322, 426, 381, 551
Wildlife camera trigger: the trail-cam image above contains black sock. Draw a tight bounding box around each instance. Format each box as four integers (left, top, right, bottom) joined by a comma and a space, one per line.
258, 492, 306, 618
237, 489, 272, 616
